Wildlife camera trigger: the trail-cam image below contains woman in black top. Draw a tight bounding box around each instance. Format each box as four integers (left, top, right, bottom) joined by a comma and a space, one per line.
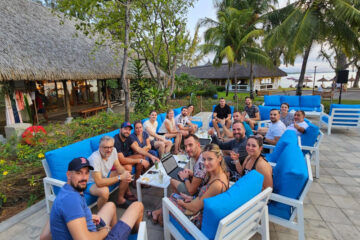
232, 136, 273, 190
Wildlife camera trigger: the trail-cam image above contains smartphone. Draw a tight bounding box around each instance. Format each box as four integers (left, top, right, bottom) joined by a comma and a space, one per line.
147, 170, 158, 174
172, 193, 184, 200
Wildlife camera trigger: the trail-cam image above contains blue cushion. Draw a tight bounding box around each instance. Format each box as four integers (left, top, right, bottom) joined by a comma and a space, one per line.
170, 215, 195, 240
300, 95, 321, 108
269, 141, 308, 219
201, 171, 264, 239
300, 107, 322, 112
192, 121, 203, 128
301, 123, 319, 155
267, 130, 297, 163
174, 107, 183, 117
264, 95, 281, 107
281, 96, 300, 107
128, 233, 138, 240
258, 105, 277, 121
159, 113, 167, 122
46, 140, 94, 195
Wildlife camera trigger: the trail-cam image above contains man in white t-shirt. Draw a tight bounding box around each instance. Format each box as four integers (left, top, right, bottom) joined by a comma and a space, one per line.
263, 109, 286, 145
287, 110, 309, 136
87, 136, 133, 209
175, 107, 197, 136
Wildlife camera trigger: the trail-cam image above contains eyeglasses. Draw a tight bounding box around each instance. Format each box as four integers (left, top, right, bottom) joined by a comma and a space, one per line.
101, 146, 114, 150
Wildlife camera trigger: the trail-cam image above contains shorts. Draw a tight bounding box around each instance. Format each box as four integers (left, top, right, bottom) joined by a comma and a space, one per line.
176, 182, 190, 195
150, 139, 156, 149
105, 220, 131, 240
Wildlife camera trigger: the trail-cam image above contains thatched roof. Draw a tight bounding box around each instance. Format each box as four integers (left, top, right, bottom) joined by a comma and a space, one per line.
0, 0, 166, 81
176, 62, 287, 80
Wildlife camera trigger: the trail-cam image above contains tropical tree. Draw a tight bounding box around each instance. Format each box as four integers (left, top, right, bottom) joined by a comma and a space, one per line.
201, 5, 273, 99
264, 0, 360, 95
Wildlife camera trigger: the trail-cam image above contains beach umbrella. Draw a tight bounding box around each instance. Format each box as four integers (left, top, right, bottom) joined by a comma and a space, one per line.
318, 76, 329, 82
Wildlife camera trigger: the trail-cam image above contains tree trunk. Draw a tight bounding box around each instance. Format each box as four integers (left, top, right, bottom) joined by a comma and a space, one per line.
296, 43, 312, 96
226, 66, 230, 96
249, 62, 254, 99
119, 0, 131, 121
354, 66, 360, 88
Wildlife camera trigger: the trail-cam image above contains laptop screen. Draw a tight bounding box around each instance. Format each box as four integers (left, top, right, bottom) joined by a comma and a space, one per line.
162, 155, 178, 174
199, 138, 211, 146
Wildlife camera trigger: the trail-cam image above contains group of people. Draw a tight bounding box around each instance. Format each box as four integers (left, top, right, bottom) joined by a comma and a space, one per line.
39, 97, 310, 239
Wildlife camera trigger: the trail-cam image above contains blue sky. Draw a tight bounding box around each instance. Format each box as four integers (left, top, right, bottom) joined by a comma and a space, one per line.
186, 0, 334, 73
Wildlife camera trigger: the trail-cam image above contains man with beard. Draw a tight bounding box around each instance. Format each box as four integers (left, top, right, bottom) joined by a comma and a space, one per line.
256, 109, 286, 145
208, 121, 247, 180
41, 157, 144, 240
287, 110, 309, 136
175, 107, 197, 136
244, 97, 260, 129
171, 134, 206, 195
114, 122, 159, 183
219, 111, 253, 138
87, 136, 134, 209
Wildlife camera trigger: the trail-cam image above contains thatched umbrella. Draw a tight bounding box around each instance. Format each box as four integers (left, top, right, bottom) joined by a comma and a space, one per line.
318, 76, 329, 82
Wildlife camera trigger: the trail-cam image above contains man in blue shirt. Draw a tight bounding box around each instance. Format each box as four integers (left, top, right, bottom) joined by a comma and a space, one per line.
40, 157, 144, 240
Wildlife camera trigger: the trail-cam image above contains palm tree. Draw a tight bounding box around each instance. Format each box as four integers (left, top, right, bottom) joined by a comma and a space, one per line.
201, 6, 273, 100
264, 0, 360, 96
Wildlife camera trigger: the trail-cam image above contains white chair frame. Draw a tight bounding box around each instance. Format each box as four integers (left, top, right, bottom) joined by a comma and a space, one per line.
298, 131, 324, 178
268, 155, 313, 240
162, 187, 272, 240
320, 108, 360, 135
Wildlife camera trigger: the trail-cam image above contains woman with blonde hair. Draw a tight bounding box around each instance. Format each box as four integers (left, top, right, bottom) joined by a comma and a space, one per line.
158, 109, 182, 154
147, 144, 229, 227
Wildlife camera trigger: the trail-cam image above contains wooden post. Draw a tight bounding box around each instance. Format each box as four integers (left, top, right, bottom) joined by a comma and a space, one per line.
85, 80, 89, 103
97, 80, 101, 105
62, 80, 73, 123
54, 81, 59, 99
104, 80, 111, 108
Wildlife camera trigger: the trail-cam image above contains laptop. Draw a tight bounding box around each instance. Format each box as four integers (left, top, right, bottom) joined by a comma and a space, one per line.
161, 154, 184, 181
199, 138, 211, 146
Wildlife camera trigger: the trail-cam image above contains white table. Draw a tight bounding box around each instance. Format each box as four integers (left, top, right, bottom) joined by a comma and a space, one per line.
136, 155, 189, 202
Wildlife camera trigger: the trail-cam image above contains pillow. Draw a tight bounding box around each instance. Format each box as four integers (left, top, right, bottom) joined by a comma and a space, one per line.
201, 171, 263, 239
267, 130, 297, 163
258, 105, 277, 121
269, 142, 308, 219
300, 95, 321, 108
46, 140, 93, 195
281, 96, 300, 107
264, 95, 281, 107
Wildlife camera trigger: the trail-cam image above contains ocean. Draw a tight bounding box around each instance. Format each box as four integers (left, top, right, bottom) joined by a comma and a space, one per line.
279, 71, 357, 88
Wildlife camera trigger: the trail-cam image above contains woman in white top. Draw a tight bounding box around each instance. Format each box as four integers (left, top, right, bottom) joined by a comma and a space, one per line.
158, 109, 182, 154
143, 111, 172, 158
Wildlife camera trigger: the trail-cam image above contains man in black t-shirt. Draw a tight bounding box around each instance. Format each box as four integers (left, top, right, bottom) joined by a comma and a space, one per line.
212, 98, 231, 137
114, 122, 159, 187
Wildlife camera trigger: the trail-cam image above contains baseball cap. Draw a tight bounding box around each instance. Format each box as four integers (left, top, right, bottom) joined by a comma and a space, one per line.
68, 157, 94, 171
121, 121, 133, 129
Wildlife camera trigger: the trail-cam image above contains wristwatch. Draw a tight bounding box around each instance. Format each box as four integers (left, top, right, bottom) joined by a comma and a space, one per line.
118, 175, 121, 181
183, 178, 189, 182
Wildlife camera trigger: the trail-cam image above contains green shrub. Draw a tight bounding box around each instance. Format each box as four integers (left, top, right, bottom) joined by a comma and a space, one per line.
216, 86, 226, 91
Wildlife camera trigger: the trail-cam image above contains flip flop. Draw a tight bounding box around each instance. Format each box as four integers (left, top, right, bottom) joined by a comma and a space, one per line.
146, 210, 158, 224
125, 192, 138, 201
115, 199, 132, 209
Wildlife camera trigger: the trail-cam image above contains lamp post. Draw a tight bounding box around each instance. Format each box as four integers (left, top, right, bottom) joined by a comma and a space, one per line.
312, 66, 317, 94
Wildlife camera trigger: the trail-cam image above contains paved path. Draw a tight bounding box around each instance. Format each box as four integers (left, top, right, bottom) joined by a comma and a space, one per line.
1, 113, 360, 239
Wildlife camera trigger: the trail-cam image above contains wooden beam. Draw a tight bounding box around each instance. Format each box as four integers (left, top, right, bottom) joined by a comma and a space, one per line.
62, 80, 72, 118
104, 80, 111, 108
97, 80, 101, 105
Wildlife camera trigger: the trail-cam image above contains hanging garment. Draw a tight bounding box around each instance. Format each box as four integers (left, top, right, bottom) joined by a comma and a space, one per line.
15, 91, 25, 111
5, 94, 15, 125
